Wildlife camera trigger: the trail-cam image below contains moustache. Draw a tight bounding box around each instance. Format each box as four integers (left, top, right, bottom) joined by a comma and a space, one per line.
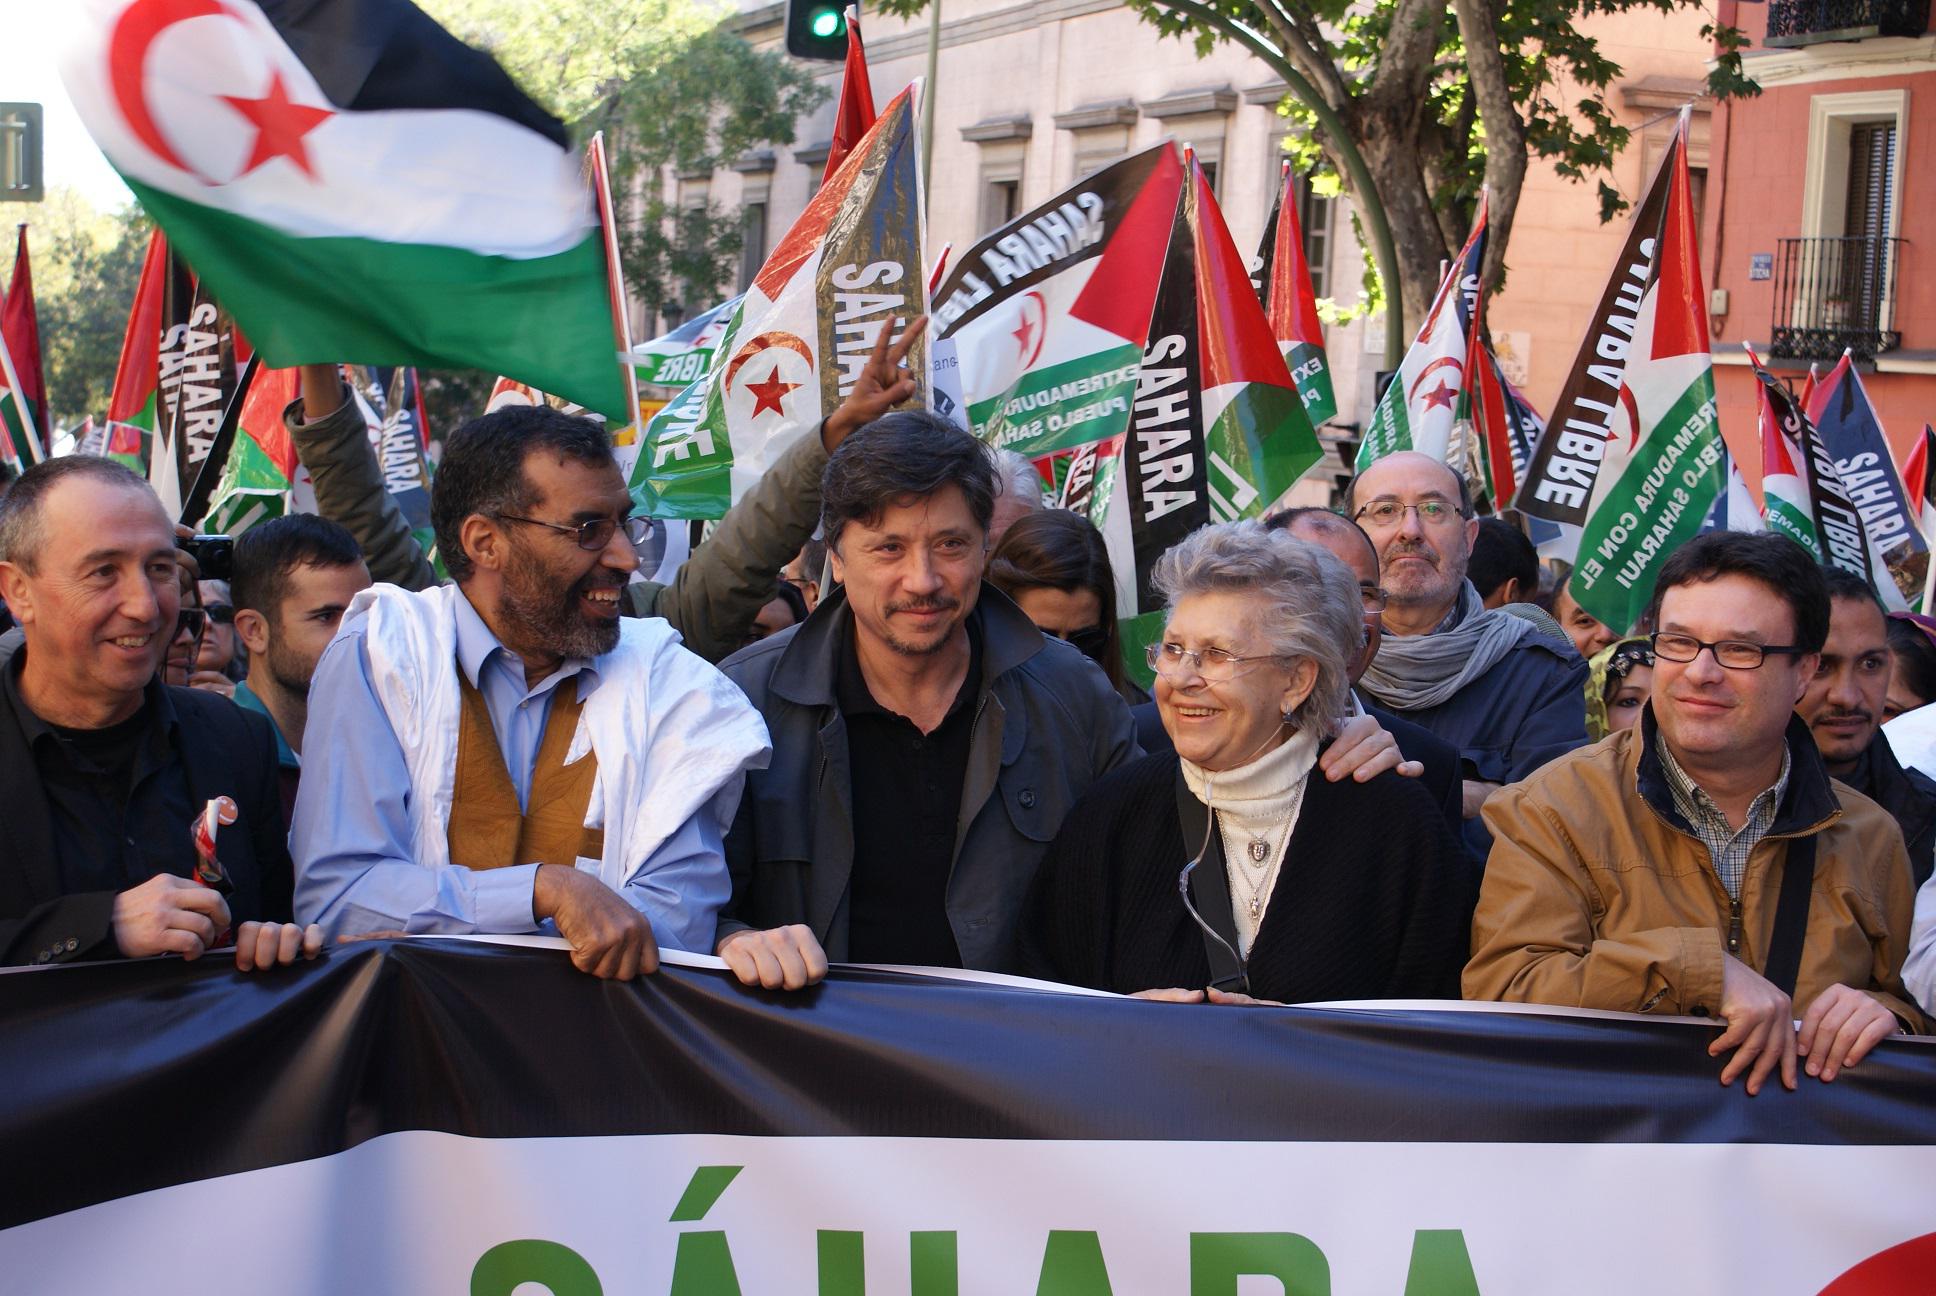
1818, 709, 1874, 725
887, 595, 961, 615
1383, 541, 1438, 563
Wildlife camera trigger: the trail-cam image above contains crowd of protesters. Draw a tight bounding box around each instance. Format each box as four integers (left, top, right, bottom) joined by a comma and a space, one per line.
4, 314, 1936, 1099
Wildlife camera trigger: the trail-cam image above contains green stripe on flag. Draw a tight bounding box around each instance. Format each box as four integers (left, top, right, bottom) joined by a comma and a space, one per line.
1206, 383, 1322, 520
967, 346, 1143, 459
1285, 341, 1337, 428
128, 180, 629, 421
1570, 374, 1724, 633
1765, 495, 1821, 559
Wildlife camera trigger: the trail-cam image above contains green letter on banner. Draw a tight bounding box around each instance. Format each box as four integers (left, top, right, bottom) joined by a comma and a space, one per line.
1403, 1230, 1481, 1296
820, 1231, 865, 1296
911, 1232, 959, 1296
1189, 1233, 1330, 1295
670, 1233, 743, 1296
1036, 1230, 1115, 1296
471, 1239, 602, 1296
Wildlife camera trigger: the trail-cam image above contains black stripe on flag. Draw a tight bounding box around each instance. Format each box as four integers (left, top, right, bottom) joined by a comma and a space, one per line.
2, 940, 1933, 1229
256, 0, 569, 149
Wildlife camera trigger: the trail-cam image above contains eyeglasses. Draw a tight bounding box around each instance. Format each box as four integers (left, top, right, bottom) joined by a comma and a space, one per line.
1352, 499, 1467, 529
204, 604, 235, 625
176, 607, 208, 641
1650, 632, 1807, 671
498, 513, 652, 552
1359, 583, 1390, 613
1146, 641, 1286, 682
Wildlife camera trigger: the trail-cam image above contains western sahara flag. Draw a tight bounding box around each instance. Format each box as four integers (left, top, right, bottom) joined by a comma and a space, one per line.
1752, 359, 1820, 557
58, 0, 629, 420
104, 228, 171, 476
154, 270, 246, 522
1105, 153, 1322, 674
1569, 113, 1725, 635
0, 226, 49, 467
631, 87, 926, 519
1252, 159, 1337, 427
1809, 351, 1926, 604
4, 940, 1936, 1295
1905, 424, 1936, 545
1356, 204, 1486, 472
931, 143, 1182, 459
205, 361, 301, 535
1513, 147, 1673, 550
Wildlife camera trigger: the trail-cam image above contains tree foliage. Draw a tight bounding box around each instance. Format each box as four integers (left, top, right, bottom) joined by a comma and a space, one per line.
0, 190, 150, 432
422, 0, 827, 320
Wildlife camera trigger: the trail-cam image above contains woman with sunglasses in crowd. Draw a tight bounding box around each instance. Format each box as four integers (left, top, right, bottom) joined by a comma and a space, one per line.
988, 509, 1149, 705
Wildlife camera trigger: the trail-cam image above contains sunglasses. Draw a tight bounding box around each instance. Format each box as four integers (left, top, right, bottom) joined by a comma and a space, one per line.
176, 607, 208, 640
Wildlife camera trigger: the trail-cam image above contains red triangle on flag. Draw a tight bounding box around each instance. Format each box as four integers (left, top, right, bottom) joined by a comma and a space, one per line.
822, 10, 876, 185
1648, 116, 1711, 363
1187, 156, 1293, 391
1069, 145, 1183, 345
756, 85, 913, 301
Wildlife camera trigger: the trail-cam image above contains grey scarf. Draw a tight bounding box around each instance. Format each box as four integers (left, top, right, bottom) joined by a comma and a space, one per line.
1359, 580, 1534, 712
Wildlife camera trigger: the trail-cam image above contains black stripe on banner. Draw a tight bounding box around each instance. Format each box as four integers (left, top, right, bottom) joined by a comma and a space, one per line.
256, 0, 568, 149
1, 940, 1933, 1230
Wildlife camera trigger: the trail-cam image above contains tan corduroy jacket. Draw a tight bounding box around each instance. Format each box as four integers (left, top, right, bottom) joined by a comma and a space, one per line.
1466, 710, 1924, 1032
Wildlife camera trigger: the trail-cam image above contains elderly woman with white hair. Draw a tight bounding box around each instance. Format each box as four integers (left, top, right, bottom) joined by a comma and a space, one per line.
1020, 521, 1475, 1003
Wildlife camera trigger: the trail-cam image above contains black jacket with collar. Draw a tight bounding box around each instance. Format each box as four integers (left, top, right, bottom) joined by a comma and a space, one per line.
1841, 732, 1936, 888
0, 631, 294, 966
716, 585, 1141, 970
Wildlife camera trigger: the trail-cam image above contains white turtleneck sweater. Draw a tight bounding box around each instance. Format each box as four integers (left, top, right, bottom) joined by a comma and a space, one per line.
1180, 725, 1320, 955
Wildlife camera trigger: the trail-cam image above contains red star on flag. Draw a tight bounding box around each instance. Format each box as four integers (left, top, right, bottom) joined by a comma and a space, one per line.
745, 365, 801, 419
1419, 380, 1458, 412
1012, 314, 1036, 357
219, 71, 333, 180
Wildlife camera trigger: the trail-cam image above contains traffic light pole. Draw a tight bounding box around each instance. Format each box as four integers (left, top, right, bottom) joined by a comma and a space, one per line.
920, 0, 940, 191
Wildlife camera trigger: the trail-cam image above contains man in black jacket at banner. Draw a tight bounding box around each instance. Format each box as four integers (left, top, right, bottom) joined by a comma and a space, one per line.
0, 458, 318, 969
1799, 564, 1936, 887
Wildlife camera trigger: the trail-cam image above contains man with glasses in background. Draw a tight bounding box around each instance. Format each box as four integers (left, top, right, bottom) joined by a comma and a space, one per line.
292, 405, 771, 980
1347, 452, 1588, 851
0, 457, 318, 969
1469, 532, 1923, 1094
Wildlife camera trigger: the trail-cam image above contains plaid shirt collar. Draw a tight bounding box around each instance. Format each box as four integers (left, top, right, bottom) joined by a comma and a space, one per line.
1655, 735, 1792, 900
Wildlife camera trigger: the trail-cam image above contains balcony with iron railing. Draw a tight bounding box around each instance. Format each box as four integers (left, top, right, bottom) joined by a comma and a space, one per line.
1768, 235, 1904, 362
1765, 0, 1930, 46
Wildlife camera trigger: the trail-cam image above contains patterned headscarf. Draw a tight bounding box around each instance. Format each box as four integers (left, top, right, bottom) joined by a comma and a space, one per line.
1586, 637, 1656, 742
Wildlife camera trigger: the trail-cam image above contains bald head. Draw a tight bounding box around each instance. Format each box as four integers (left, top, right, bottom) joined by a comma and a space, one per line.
1349, 452, 1470, 517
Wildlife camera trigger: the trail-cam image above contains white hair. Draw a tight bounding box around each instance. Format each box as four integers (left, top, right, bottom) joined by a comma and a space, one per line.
990, 448, 1047, 511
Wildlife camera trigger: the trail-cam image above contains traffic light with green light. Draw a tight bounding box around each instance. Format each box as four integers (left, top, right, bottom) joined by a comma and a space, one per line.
786, 0, 848, 60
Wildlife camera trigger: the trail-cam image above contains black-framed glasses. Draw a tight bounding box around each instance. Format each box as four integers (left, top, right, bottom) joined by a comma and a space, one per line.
1359, 583, 1390, 613
498, 513, 651, 552
176, 607, 208, 641
204, 604, 235, 625
1650, 632, 1806, 671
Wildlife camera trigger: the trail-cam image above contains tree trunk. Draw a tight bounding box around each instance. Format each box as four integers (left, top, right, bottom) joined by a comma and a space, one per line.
1337, 97, 1451, 342
1447, 0, 1528, 293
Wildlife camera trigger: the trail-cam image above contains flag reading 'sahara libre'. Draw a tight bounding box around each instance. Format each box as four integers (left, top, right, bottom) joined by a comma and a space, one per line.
931, 142, 1182, 459
59, 0, 630, 419
1514, 147, 1674, 550
632, 86, 926, 519
1253, 159, 1336, 427
0, 227, 48, 467
1808, 351, 1926, 603
1569, 112, 1724, 635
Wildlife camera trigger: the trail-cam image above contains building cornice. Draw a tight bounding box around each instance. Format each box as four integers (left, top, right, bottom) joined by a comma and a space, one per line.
1053, 100, 1140, 131
1241, 80, 1289, 106
1140, 86, 1239, 118
1726, 34, 1936, 89
960, 115, 1034, 143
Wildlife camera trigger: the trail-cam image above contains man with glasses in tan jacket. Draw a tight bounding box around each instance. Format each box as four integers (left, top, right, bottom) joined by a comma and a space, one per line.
1467, 532, 1923, 1096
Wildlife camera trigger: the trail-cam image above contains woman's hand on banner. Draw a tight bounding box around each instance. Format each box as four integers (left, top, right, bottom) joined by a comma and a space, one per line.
533, 865, 659, 980
822, 315, 930, 452
717, 924, 829, 991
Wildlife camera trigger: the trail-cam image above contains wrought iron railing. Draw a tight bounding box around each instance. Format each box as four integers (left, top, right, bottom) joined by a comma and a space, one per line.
1766, 0, 1930, 45
1768, 235, 1903, 362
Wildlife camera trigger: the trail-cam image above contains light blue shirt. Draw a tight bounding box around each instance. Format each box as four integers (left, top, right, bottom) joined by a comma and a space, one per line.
291, 592, 726, 950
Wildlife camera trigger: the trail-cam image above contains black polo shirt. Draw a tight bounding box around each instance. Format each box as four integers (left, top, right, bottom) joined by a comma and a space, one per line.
836, 611, 985, 967
0, 656, 197, 907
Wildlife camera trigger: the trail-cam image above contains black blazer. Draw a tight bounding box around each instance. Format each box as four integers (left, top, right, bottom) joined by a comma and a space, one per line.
1131, 694, 1467, 843
0, 634, 293, 966
1019, 749, 1477, 1002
